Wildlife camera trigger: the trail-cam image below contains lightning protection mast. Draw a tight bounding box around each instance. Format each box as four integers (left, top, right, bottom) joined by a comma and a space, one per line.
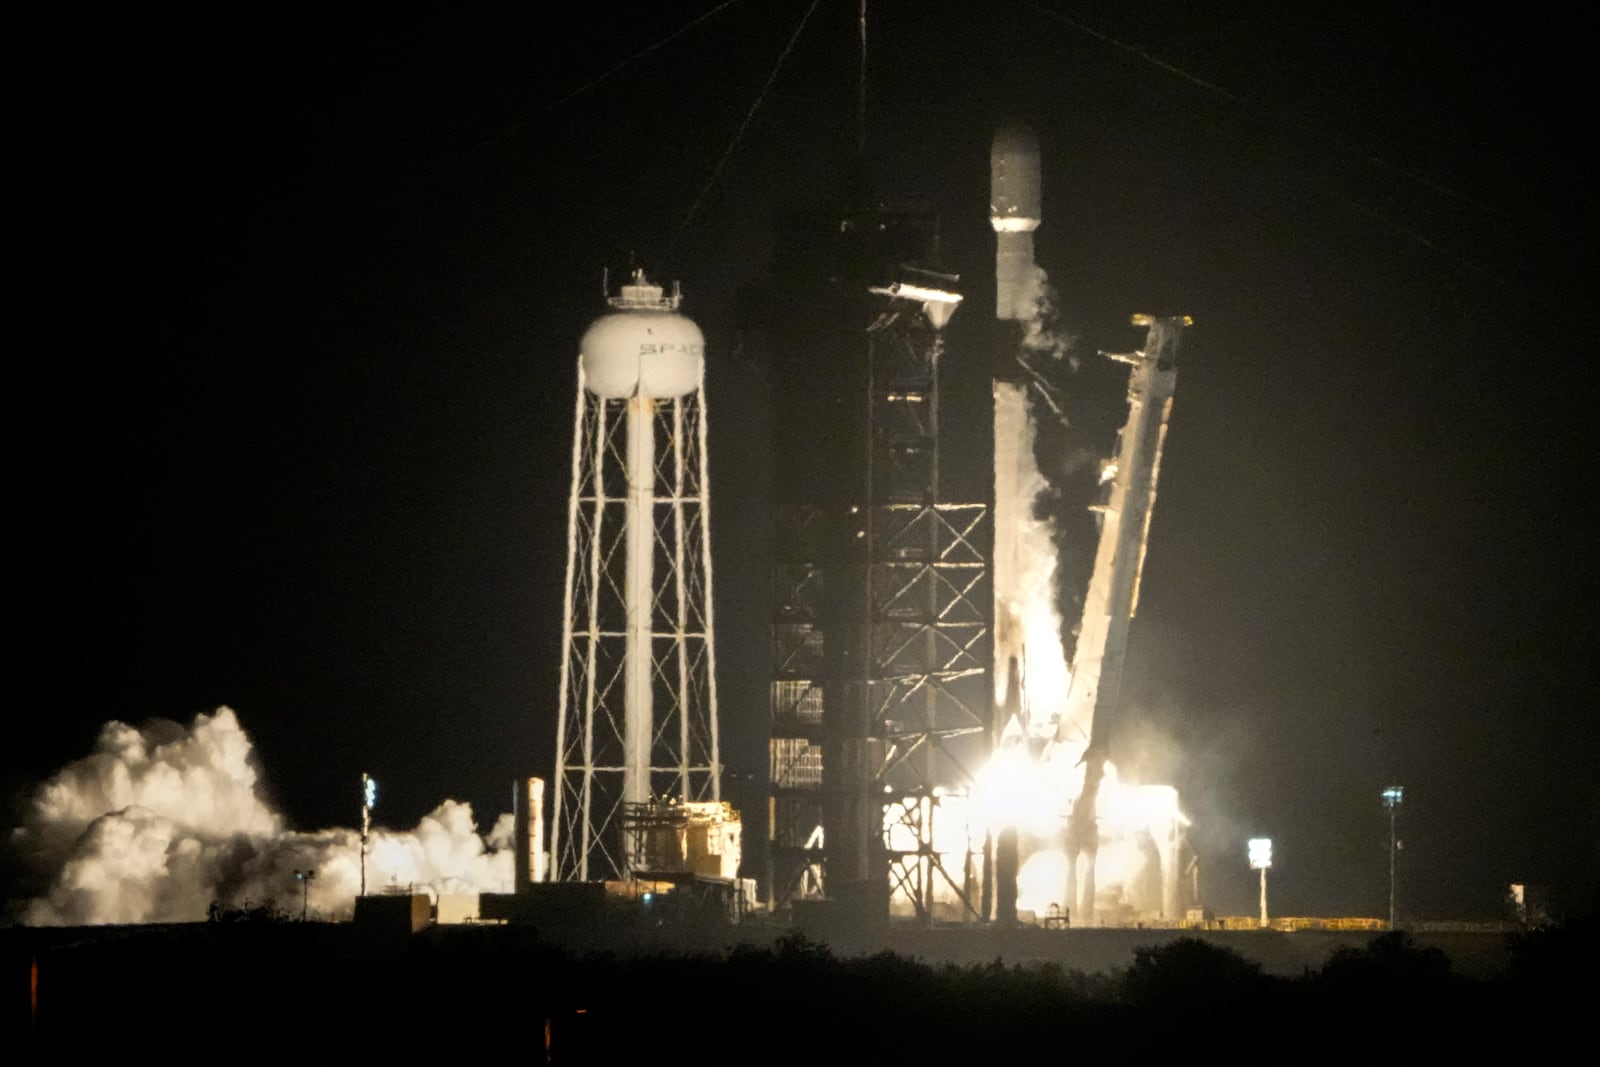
551, 269, 722, 882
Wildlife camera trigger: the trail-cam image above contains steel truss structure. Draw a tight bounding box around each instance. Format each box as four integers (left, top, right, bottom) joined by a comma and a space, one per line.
866, 295, 989, 921
768, 267, 990, 921
769, 504, 828, 905
552, 364, 721, 882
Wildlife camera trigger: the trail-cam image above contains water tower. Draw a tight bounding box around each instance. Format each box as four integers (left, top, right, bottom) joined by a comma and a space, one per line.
550, 269, 723, 882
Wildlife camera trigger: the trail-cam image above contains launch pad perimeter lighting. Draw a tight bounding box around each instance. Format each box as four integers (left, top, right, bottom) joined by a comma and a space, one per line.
1247, 839, 1271, 927
360, 774, 377, 896
294, 868, 316, 921
1383, 786, 1404, 929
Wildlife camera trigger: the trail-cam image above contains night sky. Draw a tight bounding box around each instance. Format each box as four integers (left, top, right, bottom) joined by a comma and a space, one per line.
10, 3, 1595, 921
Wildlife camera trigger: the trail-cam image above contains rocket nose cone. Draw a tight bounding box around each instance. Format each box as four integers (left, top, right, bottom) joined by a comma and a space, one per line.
991, 124, 1041, 227
992, 124, 1039, 165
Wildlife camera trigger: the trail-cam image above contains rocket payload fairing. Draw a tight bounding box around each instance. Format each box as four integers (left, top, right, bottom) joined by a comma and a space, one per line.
990, 125, 1042, 324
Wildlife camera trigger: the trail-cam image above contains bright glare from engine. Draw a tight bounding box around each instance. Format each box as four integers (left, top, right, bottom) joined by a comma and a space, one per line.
973, 745, 1062, 837
1017, 849, 1069, 916
1248, 837, 1272, 869
1095, 764, 1188, 832
967, 745, 1191, 923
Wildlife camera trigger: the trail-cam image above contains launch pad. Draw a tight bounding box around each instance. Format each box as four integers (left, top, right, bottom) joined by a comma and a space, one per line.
540, 120, 1199, 930
757, 126, 1195, 929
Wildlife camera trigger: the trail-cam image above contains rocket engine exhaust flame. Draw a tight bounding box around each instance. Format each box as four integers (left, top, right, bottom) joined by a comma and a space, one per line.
9, 708, 512, 925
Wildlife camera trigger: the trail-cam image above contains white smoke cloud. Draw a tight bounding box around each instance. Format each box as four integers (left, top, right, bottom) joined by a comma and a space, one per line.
10, 707, 512, 925
1018, 265, 1080, 369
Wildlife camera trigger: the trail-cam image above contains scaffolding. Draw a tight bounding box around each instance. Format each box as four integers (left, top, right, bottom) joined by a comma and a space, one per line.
622, 797, 742, 881
769, 504, 828, 905
864, 288, 990, 921
766, 218, 990, 920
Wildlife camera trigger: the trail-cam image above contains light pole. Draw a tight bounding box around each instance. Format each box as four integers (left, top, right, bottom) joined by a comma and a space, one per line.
295, 868, 316, 921
1383, 786, 1403, 929
1248, 838, 1272, 927
360, 773, 377, 897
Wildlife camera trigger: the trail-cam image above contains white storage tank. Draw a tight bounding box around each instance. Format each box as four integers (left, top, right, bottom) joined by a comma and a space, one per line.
579, 270, 704, 399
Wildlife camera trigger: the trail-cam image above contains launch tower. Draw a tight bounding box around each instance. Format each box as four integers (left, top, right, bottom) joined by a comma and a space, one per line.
1059, 312, 1189, 922
767, 207, 991, 922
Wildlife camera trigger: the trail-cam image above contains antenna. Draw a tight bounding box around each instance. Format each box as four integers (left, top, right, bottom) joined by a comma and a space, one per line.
857, 0, 868, 157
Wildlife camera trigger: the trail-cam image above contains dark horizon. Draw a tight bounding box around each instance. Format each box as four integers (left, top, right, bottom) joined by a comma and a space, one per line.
9, 915, 1593, 1052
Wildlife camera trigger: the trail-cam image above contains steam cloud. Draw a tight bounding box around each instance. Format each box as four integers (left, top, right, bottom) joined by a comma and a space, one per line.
10, 707, 512, 925
1017, 265, 1080, 369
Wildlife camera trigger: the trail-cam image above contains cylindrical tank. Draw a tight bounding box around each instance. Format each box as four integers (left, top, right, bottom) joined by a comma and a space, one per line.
580, 273, 704, 399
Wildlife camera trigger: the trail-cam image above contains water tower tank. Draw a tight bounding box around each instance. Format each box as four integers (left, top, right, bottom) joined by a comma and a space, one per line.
580, 271, 704, 399
553, 266, 726, 884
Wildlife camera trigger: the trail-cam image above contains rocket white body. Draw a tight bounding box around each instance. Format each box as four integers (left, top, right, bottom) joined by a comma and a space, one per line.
989, 125, 1066, 740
